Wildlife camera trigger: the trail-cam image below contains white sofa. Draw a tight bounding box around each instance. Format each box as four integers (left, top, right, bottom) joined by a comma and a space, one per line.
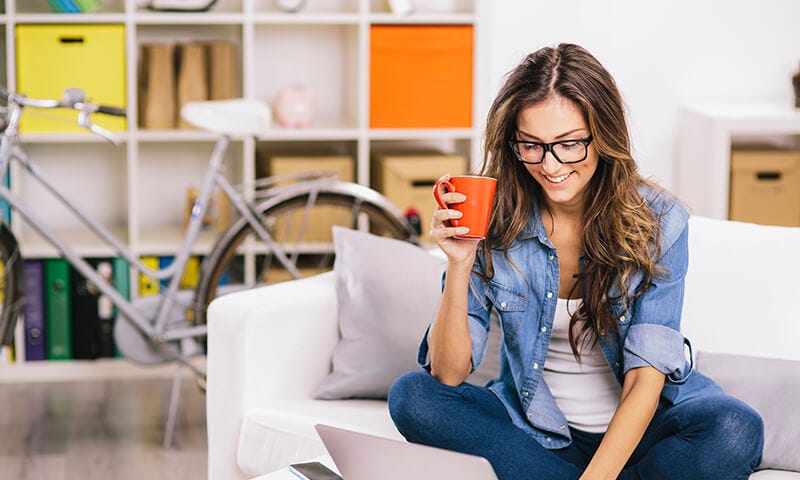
207, 216, 800, 480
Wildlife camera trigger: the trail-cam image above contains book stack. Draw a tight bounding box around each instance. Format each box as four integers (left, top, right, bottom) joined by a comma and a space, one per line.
46, 0, 101, 13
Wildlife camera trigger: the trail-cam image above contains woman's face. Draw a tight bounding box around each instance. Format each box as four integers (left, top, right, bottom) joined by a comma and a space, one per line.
514, 96, 599, 212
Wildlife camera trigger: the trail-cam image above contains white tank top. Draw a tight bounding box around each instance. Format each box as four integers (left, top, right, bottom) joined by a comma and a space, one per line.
541, 298, 622, 433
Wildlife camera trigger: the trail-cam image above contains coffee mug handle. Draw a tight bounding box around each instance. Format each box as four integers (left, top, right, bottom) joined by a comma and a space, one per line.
433, 179, 456, 211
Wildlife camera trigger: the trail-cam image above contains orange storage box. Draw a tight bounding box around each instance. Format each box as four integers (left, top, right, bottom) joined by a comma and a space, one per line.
370, 25, 473, 129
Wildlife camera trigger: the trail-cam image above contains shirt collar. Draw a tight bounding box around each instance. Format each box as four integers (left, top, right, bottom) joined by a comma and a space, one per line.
519, 195, 548, 242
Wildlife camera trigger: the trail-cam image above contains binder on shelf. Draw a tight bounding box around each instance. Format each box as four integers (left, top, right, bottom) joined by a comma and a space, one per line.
139, 256, 160, 296
180, 256, 201, 289
139, 43, 176, 130
44, 259, 71, 360
112, 257, 130, 358
158, 256, 174, 289
0, 174, 10, 225
176, 43, 208, 129
70, 258, 114, 359
23, 260, 47, 362
208, 41, 238, 100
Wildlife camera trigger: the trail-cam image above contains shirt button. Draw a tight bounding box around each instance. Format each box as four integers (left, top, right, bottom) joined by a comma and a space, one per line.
546, 437, 552, 443
500, 301, 507, 308
540, 326, 547, 332
619, 315, 625, 322
560, 424, 566, 430
546, 292, 553, 299
548, 255, 554, 261
533, 362, 539, 369
522, 391, 529, 397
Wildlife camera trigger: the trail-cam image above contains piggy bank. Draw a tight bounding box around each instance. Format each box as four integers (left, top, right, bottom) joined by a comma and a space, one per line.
273, 84, 315, 128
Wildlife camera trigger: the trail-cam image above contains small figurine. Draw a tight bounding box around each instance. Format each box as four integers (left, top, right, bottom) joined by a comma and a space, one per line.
273, 84, 315, 128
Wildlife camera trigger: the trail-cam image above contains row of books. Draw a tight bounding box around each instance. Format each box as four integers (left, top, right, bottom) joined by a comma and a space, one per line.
20, 255, 202, 362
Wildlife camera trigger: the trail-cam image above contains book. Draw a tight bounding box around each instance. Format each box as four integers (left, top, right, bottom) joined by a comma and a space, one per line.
0, 171, 10, 225
70, 258, 115, 359
159, 256, 174, 289
112, 257, 129, 358
139, 256, 160, 296
180, 256, 200, 289
23, 260, 47, 361
208, 41, 237, 100
44, 259, 71, 360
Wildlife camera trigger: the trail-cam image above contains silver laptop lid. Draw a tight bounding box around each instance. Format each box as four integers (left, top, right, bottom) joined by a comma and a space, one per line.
315, 424, 499, 480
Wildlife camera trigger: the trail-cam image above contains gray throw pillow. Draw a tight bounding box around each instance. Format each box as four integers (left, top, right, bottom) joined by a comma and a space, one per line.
313, 227, 446, 399
696, 351, 800, 471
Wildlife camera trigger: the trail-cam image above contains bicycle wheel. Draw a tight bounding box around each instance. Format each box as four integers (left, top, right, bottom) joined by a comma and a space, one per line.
193, 180, 417, 325
0, 223, 24, 347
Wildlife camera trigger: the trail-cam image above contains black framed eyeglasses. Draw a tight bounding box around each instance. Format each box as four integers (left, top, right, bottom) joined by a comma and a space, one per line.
508, 135, 594, 165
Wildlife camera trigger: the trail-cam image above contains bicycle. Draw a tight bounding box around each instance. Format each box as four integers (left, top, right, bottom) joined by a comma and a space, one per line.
0, 87, 418, 445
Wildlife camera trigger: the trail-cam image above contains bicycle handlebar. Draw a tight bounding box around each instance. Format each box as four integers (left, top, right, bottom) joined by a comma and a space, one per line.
0, 87, 127, 118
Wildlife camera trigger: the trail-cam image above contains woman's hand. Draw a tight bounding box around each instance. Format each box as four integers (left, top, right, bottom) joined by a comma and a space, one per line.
430, 175, 481, 266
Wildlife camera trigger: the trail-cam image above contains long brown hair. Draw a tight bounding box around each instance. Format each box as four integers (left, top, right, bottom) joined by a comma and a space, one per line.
479, 43, 664, 359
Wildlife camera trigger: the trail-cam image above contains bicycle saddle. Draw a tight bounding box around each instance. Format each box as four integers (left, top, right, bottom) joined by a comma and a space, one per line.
181, 99, 272, 136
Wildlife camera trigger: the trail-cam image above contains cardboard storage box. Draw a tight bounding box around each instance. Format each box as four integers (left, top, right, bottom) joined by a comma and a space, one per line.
16, 24, 127, 133
371, 153, 467, 240
729, 147, 800, 226
370, 25, 473, 128
266, 156, 355, 242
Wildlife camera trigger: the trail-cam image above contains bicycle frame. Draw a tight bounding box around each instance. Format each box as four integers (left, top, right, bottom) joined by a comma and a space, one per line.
0, 96, 308, 368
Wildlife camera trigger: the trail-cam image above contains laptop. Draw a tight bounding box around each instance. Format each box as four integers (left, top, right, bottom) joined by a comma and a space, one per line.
315, 424, 499, 480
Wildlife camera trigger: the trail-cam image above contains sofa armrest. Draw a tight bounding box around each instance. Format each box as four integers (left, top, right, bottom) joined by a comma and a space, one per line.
206, 271, 338, 480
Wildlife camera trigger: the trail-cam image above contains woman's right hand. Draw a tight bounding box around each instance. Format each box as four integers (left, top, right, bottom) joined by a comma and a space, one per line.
430, 175, 481, 266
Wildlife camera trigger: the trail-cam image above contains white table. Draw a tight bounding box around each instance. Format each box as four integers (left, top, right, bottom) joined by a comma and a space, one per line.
251, 455, 340, 479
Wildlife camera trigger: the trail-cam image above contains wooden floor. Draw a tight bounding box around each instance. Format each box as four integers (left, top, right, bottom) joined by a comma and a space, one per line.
0, 378, 207, 479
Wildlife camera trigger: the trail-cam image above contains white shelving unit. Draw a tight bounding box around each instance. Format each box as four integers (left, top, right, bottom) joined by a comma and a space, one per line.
676, 101, 800, 219
1, 0, 481, 374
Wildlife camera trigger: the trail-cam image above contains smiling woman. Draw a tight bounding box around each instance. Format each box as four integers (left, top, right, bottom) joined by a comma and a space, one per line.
387, 43, 765, 480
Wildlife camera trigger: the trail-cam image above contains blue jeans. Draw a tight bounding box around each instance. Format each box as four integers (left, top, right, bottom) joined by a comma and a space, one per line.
388, 371, 763, 480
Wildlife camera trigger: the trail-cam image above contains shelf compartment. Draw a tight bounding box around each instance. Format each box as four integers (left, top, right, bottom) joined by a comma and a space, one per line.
251, 24, 359, 131
135, 142, 245, 252
369, 0, 474, 14
251, 0, 359, 15
16, 143, 128, 253
254, 139, 358, 179
135, 0, 243, 15
15, 0, 125, 15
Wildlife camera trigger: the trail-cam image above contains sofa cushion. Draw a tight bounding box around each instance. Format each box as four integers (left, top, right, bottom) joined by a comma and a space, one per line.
313, 227, 447, 399
696, 351, 800, 472
238, 398, 400, 476
682, 217, 800, 361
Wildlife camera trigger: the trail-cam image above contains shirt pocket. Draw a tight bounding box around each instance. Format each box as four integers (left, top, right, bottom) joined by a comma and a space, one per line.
486, 281, 528, 341
609, 296, 632, 335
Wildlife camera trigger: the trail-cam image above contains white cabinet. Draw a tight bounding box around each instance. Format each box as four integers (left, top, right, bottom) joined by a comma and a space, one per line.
1, 0, 480, 258
676, 102, 800, 219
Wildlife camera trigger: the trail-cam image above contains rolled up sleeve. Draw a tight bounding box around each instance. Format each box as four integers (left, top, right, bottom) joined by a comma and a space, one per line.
418, 269, 491, 373
623, 222, 693, 384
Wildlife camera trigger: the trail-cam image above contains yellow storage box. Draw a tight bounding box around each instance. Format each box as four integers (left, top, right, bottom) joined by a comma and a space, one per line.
16, 24, 127, 133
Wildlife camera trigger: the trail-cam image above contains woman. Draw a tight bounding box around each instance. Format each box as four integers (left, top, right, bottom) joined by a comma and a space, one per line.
388, 43, 763, 480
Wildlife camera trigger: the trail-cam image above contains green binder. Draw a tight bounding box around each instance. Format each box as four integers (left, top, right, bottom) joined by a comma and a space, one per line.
112, 257, 130, 358
45, 259, 72, 360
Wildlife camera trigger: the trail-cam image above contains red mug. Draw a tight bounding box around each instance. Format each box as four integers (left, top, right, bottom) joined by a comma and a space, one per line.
433, 175, 497, 239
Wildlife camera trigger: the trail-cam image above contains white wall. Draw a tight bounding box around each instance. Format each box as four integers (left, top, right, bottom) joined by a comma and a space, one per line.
477, 0, 800, 190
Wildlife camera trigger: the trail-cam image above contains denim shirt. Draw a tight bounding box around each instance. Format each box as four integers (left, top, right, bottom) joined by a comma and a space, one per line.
418, 185, 723, 449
